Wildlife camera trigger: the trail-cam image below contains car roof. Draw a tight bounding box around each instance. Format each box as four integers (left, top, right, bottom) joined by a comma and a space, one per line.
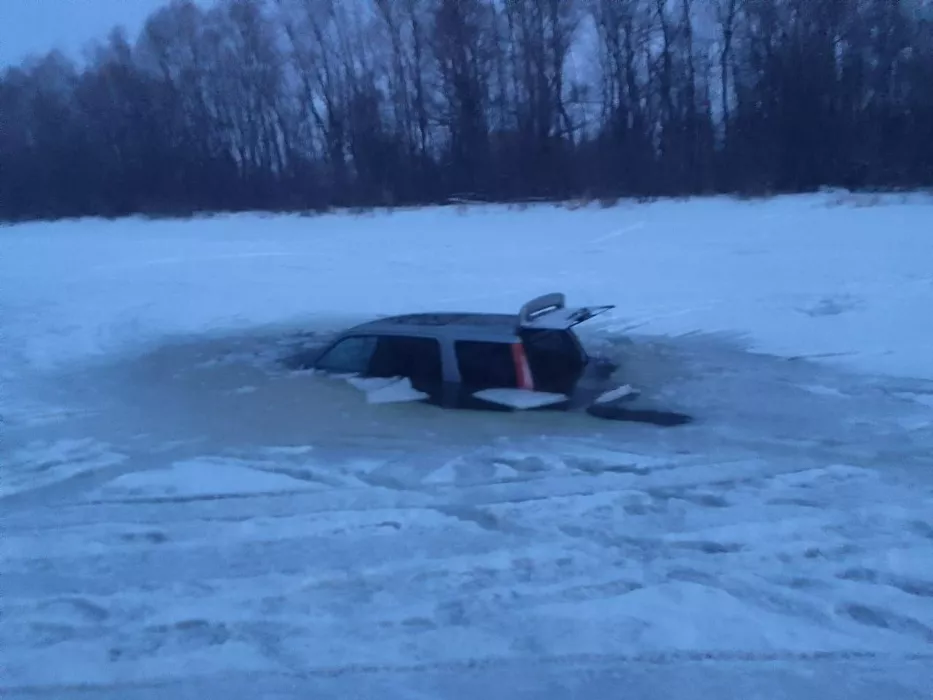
346, 312, 521, 340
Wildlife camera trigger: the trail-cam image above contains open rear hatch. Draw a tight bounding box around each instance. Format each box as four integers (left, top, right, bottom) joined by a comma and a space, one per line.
517, 293, 614, 330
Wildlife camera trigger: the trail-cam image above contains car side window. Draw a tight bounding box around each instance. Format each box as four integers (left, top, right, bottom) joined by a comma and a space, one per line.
315, 335, 378, 374
455, 341, 517, 389
369, 336, 443, 388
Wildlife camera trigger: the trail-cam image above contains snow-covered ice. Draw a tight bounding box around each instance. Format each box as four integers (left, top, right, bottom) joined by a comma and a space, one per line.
1, 193, 933, 699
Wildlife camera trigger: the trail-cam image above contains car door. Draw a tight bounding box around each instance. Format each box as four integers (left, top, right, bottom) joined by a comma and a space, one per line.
453, 340, 520, 411
314, 333, 443, 404
367, 335, 444, 401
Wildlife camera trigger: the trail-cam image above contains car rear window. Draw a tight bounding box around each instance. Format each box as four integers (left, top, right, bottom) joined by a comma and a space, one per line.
455, 341, 518, 389
520, 329, 585, 393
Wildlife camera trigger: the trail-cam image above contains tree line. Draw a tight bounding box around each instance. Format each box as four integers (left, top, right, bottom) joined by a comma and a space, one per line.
2, 0, 932, 222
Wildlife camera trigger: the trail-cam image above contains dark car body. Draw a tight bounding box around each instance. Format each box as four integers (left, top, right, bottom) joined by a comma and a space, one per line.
308, 293, 628, 413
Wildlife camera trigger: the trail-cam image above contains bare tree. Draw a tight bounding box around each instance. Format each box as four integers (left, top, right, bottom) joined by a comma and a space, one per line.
277, 0, 351, 197
713, 0, 740, 134
498, 0, 583, 196
587, 0, 655, 193
429, 0, 495, 195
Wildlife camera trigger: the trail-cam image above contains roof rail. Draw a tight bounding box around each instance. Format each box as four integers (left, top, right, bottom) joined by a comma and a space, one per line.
518, 292, 566, 326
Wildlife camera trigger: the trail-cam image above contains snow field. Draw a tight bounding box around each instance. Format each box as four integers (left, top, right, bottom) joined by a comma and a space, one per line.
1, 192, 932, 377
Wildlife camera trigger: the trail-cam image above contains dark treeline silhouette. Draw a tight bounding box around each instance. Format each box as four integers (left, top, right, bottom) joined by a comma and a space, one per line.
2, 0, 932, 221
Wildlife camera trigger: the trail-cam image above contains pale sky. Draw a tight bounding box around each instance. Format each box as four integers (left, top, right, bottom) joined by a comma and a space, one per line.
2, 0, 931, 69
0, 0, 213, 67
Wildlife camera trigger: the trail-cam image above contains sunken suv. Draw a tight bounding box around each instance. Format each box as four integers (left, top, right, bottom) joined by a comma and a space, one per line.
308, 293, 691, 425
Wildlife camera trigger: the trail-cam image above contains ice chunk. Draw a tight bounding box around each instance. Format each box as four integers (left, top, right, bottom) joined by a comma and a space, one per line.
99, 458, 309, 498
594, 384, 640, 404
473, 388, 570, 409
346, 375, 430, 404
